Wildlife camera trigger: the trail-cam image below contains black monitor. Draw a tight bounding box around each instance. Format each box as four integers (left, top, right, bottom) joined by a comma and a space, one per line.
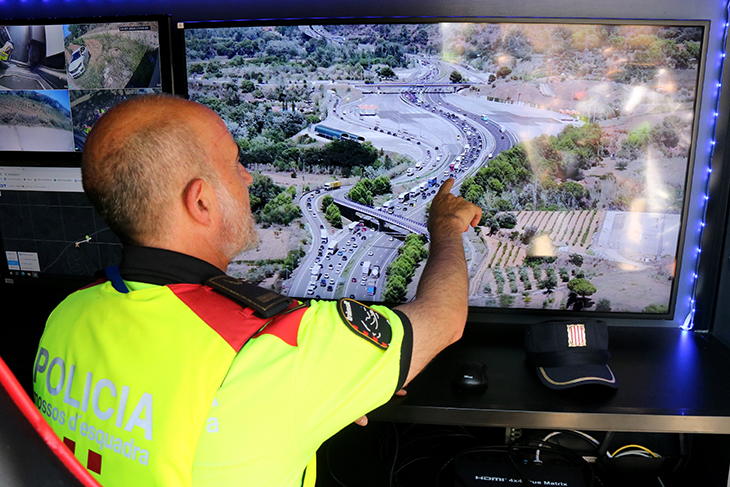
0, 16, 173, 152
178, 18, 708, 324
0, 15, 174, 289
0, 157, 123, 289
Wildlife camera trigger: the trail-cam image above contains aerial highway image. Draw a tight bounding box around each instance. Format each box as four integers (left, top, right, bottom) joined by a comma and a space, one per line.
185, 21, 703, 313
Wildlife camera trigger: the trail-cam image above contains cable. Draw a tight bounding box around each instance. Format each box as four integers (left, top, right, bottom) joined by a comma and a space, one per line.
607, 444, 661, 459
534, 429, 601, 464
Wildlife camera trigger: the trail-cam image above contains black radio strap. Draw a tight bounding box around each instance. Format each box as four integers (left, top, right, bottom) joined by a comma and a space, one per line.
206, 275, 293, 319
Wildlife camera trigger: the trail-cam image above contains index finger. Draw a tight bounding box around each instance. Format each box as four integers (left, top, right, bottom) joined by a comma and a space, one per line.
437, 177, 455, 196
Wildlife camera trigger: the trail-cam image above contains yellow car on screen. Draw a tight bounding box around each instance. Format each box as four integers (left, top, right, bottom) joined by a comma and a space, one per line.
0, 40, 13, 62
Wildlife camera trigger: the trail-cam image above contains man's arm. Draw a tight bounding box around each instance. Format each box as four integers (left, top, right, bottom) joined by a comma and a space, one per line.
395, 178, 482, 386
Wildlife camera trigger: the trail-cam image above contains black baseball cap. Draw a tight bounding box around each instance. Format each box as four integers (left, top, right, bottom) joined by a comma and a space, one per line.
524, 319, 618, 390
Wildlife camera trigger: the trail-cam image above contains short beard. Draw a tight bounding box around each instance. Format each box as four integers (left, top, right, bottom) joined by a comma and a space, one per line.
216, 183, 259, 263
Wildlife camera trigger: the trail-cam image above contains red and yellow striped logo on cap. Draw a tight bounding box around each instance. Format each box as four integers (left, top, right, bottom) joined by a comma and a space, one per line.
567, 324, 587, 347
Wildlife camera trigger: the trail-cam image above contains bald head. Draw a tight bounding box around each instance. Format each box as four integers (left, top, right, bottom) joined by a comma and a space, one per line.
82, 95, 223, 246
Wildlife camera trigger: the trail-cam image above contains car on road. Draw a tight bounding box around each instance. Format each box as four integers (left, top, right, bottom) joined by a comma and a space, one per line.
68, 45, 90, 79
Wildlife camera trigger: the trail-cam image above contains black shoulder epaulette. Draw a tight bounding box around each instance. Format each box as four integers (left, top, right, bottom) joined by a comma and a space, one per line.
205, 275, 293, 319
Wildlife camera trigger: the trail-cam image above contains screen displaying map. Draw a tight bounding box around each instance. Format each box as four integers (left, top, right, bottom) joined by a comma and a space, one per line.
0, 166, 122, 284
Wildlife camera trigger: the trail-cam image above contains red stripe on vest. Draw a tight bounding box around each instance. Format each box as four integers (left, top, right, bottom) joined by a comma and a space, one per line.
253, 305, 308, 347
169, 284, 303, 351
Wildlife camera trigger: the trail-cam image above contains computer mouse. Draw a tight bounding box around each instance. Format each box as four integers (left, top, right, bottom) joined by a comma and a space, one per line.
452, 361, 488, 394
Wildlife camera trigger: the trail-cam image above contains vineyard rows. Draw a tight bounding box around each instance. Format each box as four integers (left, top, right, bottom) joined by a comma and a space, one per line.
472, 210, 605, 301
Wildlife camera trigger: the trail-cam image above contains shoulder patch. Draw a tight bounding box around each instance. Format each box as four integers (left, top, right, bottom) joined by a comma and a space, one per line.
337, 298, 392, 350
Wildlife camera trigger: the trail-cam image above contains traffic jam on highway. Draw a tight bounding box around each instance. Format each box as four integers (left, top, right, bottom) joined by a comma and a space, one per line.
287, 78, 514, 303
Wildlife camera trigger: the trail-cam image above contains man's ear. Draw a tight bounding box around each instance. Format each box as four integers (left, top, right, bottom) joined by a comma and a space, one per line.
183, 178, 215, 226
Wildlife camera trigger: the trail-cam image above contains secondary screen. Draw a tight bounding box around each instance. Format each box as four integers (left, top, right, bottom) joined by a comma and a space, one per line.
0, 21, 164, 151
185, 21, 704, 314
0, 166, 122, 283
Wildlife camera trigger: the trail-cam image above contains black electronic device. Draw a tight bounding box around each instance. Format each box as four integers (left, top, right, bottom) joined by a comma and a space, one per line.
0, 15, 174, 153
0, 161, 123, 289
453, 457, 586, 487
177, 17, 709, 332
0, 15, 175, 289
178, 17, 709, 327
452, 361, 488, 395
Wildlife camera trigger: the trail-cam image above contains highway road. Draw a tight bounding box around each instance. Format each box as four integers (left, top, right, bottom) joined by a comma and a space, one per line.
281, 53, 575, 302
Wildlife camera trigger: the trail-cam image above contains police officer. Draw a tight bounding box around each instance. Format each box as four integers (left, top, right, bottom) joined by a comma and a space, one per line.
33, 94, 481, 487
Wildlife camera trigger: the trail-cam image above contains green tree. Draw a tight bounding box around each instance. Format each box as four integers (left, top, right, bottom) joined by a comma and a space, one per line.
378, 66, 396, 79
569, 253, 584, 267
325, 203, 343, 228
567, 278, 596, 298
383, 274, 408, 303
240, 79, 256, 93
450, 70, 464, 83
347, 182, 373, 206
539, 274, 558, 294
258, 191, 302, 225
372, 176, 392, 196
248, 172, 284, 213
320, 194, 334, 212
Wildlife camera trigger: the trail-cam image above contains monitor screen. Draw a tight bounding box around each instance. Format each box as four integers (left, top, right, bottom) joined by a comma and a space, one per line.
181, 18, 707, 319
0, 16, 172, 152
0, 162, 122, 287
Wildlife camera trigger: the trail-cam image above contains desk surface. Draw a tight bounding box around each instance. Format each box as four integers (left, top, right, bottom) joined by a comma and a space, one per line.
371, 323, 730, 434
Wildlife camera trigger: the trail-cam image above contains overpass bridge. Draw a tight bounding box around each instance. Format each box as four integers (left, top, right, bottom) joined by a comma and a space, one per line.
354, 82, 472, 94
333, 197, 429, 237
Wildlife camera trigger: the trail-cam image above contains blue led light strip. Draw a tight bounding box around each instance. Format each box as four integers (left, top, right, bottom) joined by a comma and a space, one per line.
683, 1, 730, 330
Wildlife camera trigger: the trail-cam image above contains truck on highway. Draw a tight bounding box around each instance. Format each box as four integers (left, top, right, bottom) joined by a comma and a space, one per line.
382, 200, 395, 210
398, 192, 410, 203
428, 176, 438, 187
362, 261, 371, 277
327, 241, 338, 254
311, 263, 322, 277
324, 181, 341, 190
366, 286, 376, 296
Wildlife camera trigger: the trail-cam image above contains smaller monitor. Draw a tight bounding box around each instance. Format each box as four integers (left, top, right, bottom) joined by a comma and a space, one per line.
0, 16, 173, 152
0, 161, 122, 288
